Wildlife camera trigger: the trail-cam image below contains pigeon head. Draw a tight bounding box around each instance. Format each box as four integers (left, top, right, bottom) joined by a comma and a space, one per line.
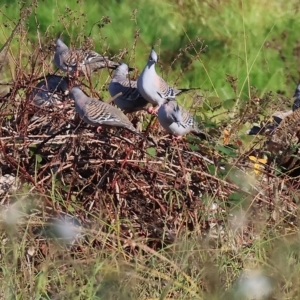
69, 86, 84, 100
115, 63, 130, 76
148, 47, 158, 64
166, 100, 182, 123
294, 83, 300, 98
114, 63, 135, 77
55, 38, 68, 53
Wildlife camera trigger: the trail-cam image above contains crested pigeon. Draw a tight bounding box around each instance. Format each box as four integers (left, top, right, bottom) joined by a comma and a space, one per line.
28, 75, 74, 134
30, 75, 69, 107
54, 37, 120, 77
266, 108, 300, 154
157, 100, 206, 139
292, 83, 300, 111
108, 63, 148, 113
247, 110, 293, 136
137, 47, 198, 114
69, 86, 151, 142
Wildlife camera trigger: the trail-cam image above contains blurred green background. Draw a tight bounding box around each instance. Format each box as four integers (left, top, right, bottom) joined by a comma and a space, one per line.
1, 0, 300, 104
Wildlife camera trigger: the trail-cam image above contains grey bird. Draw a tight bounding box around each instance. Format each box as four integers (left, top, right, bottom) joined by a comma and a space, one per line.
247, 110, 293, 136
266, 108, 300, 154
54, 37, 120, 77
30, 75, 69, 107
157, 100, 207, 140
137, 47, 199, 114
69, 86, 152, 142
108, 63, 148, 113
292, 83, 300, 111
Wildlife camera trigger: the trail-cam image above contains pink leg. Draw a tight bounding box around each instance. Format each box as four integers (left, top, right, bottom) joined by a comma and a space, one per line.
152, 106, 159, 114
75, 69, 80, 78
147, 106, 154, 114
172, 135, 183, 141
147, 106, 159, 115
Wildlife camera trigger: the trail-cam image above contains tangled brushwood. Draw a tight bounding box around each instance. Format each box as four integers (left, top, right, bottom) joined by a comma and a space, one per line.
0, 8, 299, 293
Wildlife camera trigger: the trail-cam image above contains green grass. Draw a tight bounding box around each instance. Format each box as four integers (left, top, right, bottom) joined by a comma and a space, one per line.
1, 0, 300, 96
0, 0, 300, 299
